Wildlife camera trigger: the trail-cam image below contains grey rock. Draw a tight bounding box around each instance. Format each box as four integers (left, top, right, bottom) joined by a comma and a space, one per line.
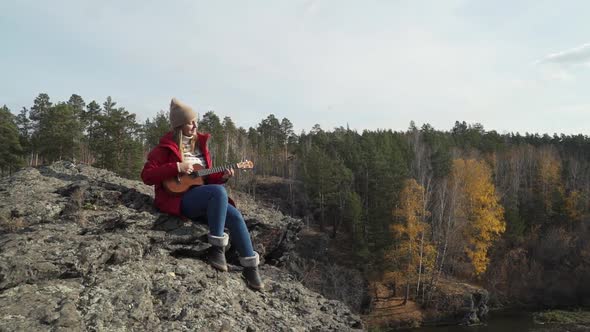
0, 162, 364, 331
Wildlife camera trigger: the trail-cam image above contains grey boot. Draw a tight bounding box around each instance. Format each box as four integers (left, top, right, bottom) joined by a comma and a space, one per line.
207, 233, 229, 272
240, 252, 264, 290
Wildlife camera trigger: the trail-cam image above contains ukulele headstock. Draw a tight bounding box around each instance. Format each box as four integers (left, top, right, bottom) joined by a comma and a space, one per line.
236, 160, 254, 170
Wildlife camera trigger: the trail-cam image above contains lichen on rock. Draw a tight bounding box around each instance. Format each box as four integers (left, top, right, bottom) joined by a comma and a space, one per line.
0, 162, 363, 331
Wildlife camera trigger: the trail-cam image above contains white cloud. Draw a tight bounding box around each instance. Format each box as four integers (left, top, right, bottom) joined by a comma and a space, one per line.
533, 43, 590, 82
536, 43, 590, 66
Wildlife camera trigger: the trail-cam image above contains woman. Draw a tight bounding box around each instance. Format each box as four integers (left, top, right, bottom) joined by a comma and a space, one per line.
141, 98, 263, 290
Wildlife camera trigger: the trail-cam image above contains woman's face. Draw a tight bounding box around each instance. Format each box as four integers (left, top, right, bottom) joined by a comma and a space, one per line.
181, 119, 197, 137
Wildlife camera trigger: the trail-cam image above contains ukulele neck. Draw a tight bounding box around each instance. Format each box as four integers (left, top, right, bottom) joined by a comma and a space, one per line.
194, 163, 238, 177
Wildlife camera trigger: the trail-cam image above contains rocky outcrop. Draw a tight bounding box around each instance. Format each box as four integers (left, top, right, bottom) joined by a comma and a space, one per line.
363, 275, 491, 330
423, 278, 489, 326
0, 162, 363, 332
278, 229, 369, 314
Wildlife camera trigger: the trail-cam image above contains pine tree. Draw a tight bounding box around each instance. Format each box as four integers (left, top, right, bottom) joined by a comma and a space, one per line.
29, 93, 52, 123
143, 110, 170, 150
90, 97, 143, 178
80, 100, 102, 164
29, 93, 53, 165
222, 116, 238, 163
67, 94, 86, 118
280, 118, 295, 177
37, 103, 82, 162
15, 107, 32, 165
257, 114, 283, 175
0, 105, 23, 175
301, 144, 354, 233
199, 111, 223, 165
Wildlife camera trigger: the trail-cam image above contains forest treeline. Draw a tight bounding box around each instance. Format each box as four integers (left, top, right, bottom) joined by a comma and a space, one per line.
1, 93, 589, 307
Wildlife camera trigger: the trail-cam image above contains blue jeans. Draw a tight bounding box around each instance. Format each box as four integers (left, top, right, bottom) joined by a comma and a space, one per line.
180, 185, 255, 258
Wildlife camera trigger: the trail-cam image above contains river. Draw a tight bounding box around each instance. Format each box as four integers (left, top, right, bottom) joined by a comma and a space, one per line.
398, 311, 564, 332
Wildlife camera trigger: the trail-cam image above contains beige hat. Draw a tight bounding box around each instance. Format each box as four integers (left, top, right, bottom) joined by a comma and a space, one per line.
169, 97, 197, 128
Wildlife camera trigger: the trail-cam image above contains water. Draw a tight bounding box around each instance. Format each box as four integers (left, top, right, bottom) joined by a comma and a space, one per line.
400, 312, 555, 332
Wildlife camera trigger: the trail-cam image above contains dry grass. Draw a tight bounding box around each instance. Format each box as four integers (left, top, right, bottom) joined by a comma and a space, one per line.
70, 187, 88, 226
71, 187, 84, 209
77, 211, 87, 227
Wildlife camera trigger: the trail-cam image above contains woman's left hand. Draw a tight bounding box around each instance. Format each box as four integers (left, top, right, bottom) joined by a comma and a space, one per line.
222, 169, 234, 180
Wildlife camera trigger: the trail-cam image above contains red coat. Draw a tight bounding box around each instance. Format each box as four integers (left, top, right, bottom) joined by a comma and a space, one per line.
141, 131, 228, 216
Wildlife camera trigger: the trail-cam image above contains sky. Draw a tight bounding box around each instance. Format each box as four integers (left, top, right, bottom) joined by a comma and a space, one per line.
1, 0, 590, 135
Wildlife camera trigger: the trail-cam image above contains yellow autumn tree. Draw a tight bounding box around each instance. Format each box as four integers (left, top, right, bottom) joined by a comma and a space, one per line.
451, 159, 506, 276
388, 178, 435, 303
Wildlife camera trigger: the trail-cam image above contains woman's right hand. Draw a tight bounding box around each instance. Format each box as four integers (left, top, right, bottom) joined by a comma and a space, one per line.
178, 162, 194, 174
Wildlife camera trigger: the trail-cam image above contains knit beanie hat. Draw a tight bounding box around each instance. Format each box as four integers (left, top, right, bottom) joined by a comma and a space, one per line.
169, 98, 197, 128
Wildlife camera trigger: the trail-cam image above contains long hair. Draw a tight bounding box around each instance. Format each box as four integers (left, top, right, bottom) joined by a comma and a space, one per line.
173, 127, 197, 162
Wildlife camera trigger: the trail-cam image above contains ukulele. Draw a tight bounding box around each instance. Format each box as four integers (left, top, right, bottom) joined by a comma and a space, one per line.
163, 160, 254, 194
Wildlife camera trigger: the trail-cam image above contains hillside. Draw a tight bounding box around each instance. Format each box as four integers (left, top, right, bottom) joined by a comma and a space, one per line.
0, 162, 363, 331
